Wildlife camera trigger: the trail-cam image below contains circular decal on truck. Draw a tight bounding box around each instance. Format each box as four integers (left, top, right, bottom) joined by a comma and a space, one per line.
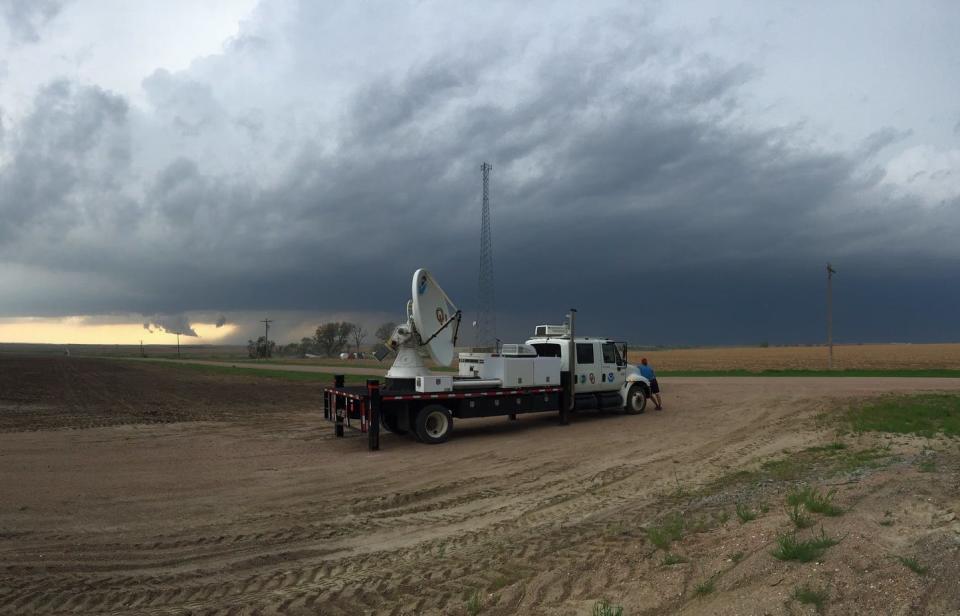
608, 372, 615, 382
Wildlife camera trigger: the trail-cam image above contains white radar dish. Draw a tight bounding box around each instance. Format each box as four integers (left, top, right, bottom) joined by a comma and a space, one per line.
411, 268, 459, 366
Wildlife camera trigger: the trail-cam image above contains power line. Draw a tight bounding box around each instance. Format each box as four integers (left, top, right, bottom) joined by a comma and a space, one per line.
261, 318, 273, 358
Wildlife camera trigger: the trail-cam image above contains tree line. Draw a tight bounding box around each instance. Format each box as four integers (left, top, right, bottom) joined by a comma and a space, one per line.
247, 321, 397, 358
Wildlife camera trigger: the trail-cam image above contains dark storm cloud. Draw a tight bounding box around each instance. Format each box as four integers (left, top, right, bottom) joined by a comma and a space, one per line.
1, 4, 958, 344
1, 0, 67, 44
0, 80, 129, 241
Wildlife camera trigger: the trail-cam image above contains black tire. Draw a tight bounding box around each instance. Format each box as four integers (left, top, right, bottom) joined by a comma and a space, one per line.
415, 404, 453, 444
625, 383, 647, 414
381, 411, 407, 435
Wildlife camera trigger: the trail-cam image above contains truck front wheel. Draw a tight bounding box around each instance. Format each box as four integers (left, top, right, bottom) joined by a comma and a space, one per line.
415, 405, 453, 444
625, 384, 647, 414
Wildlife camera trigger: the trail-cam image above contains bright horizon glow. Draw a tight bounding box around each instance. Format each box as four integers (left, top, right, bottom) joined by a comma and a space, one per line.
0, 318, 237, 345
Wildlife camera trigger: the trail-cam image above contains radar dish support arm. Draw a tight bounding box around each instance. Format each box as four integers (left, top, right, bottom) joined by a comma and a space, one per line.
418, 309, 462, 349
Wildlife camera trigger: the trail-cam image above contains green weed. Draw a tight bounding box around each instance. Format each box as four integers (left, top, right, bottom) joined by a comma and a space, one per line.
646, 513, 685, 550
897, 556, 929, 575
736, 502, 757, 523
693, 578, 715, 596
661, 553, 688, 566
772, 528, 840, 562
786, 486, 843, 516
465, 590, 481, 615
918, 458, 936, 472
792, 584, 828, 613
787, 503, 813, 529
729, 551, 744, 564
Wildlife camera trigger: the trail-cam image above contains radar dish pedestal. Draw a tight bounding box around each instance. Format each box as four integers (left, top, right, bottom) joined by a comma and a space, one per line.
385, 347, 428, 379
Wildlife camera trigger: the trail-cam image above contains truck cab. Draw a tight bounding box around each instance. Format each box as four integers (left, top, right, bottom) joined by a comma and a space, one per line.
526, 327, 651, 413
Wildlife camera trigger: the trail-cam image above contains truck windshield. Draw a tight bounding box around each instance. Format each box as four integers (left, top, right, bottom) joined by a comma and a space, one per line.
532, 343, 562, 357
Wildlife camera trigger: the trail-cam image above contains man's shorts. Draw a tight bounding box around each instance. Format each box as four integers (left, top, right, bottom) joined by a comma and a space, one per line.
649, 379, 660, 394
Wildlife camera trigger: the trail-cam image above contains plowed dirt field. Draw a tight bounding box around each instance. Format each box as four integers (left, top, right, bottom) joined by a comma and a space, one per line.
1, 357, 959, 615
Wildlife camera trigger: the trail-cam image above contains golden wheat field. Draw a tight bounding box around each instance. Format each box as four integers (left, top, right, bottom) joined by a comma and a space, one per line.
629, 342, 960, 371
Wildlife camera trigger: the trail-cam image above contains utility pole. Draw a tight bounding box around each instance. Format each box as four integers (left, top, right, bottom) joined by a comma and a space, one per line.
140, 339, 144, 358
261, 318, 273, 358
826, 263, 836, 369
176, 332, 181, 359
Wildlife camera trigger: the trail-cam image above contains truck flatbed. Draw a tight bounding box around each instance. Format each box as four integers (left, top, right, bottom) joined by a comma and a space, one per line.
323, 375, 566, 449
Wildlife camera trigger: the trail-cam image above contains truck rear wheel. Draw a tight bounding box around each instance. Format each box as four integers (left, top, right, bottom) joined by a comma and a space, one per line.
381, 412, 407, 435
415, 405, 453, 444
625, 384, 647, 414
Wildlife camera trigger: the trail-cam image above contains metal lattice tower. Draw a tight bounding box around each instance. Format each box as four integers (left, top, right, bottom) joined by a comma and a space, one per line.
475, 162, 496, 348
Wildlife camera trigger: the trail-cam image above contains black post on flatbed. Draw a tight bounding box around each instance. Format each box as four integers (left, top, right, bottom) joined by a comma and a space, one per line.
334, 374, 345, 438
367, 379, 380, 451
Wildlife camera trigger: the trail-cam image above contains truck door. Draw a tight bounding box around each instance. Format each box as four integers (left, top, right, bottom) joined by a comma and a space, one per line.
601, 342, 624, 389
575, 341, 602, 392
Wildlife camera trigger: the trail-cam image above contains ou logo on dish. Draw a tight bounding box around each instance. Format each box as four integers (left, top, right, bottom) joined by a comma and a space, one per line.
436, 308, 446, 324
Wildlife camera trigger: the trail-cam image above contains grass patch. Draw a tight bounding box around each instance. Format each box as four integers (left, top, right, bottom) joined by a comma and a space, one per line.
786, 486, 843, 516
693, 578, 715, 596
661, 553, 688, 566
646, 512, 685, 550
792, 584, 828, 613
804, 441, 847, 452
761, 458, 802, 481
735, 502, 757, 523
878, 518, 894, 527
659, 369, 960, 378
897, 556, 929, 575
729, 551, 744, 564
848, 394, 960, 437
772, 528, 840, 562
592, 599, 624, 616
465, 590, 481, 615
918, 458, 937, 472
787, 503, 814, 529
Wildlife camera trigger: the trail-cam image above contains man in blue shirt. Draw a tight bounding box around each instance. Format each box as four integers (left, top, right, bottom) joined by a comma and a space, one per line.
639, 358, 662, 410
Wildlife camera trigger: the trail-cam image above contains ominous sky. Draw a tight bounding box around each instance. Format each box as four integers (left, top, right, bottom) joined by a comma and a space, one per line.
1, 0, 959, 346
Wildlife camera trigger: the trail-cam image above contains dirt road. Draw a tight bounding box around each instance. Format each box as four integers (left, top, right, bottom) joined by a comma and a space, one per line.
1, 357, 958, 615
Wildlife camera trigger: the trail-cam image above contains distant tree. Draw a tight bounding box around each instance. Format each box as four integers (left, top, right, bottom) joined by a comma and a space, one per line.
298, 336, 316, 356
352, 325, 367, 353
252, 335, 275, 358
375, 321, 397, 342
279, 342, 301, 357
247, 336, 275, 358
315, 322, 355, 357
